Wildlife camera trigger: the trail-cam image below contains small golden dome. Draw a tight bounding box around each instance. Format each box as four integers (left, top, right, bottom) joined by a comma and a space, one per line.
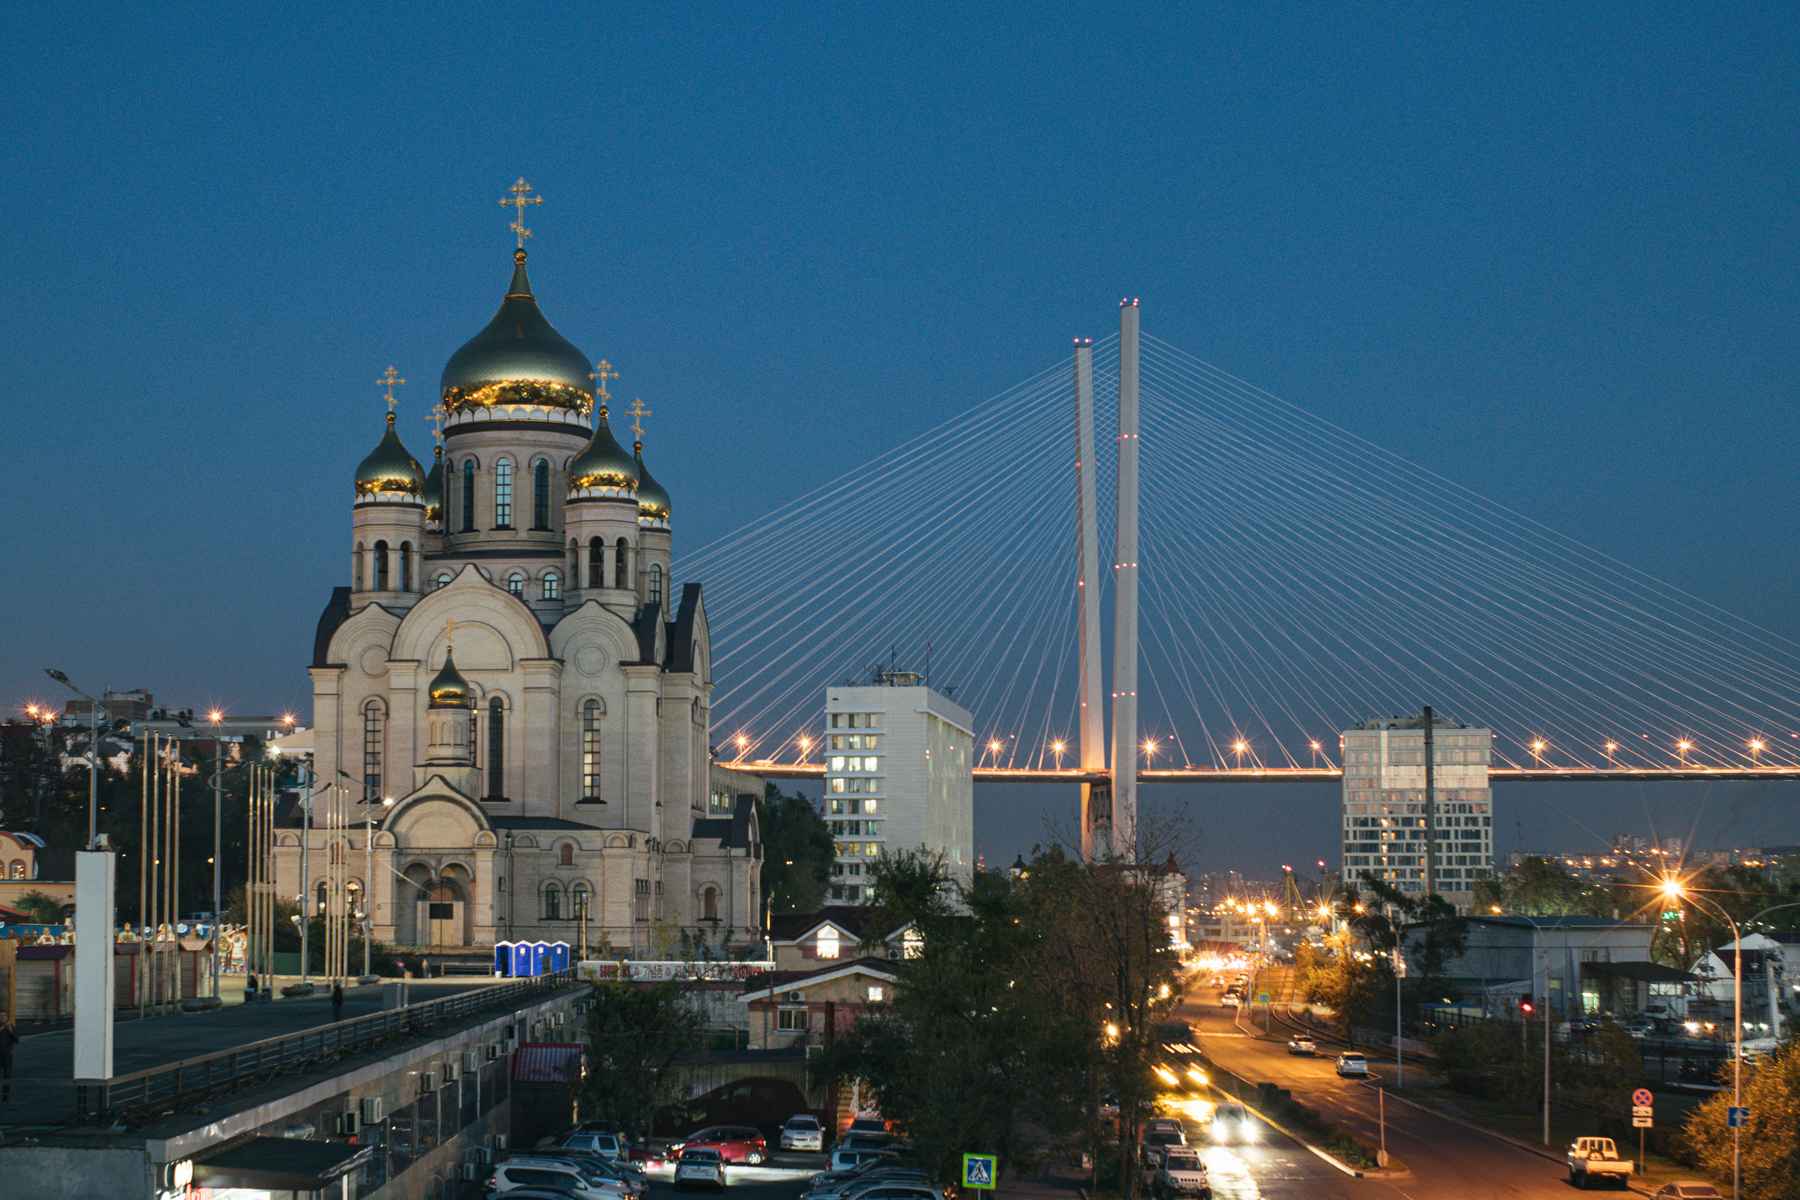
569, 411, 639, 492
355, 413, 425, 497
428, 647, 472, 708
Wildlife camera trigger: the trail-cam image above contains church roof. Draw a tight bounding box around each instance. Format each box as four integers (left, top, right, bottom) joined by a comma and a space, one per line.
312, 587, 351, 667
668, 583, 702, 672
692, 795, 757, 850
489, 817, 605, 831
440, 251, 594, 416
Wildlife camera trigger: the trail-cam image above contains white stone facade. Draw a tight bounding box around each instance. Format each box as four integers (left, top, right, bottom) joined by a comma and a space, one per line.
274, 246, 760, 957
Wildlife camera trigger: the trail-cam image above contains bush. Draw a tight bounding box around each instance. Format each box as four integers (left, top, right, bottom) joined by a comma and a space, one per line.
1252, 1082, 1380, 1168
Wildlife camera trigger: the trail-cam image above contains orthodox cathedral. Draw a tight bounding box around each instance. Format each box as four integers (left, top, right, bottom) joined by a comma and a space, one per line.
274, 188, 760, 958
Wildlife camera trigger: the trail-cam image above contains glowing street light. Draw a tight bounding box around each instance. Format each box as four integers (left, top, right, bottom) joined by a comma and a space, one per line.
1309, 739, 1321, 767
1531, 739, 1546, 767
1051, 740, 1065, 769
1604, 740, 1617, 766
1678, 739, 1692, 767
798, 735, 812, 762
1232, 738, 1248, 767
1143, 738, 1158, 765
1749, 738, 1764, 766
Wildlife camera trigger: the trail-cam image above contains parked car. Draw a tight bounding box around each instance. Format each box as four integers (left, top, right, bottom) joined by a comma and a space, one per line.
524, 1152, 647, 1196
487, 1162, 621, 1200
1566, 1137, 1634, 1189
828, 1148, 899, 1173
1334, 1053, 1369, 1078
1150, 1148, 1212, 1199
671, 1126, 768, 1164
815, 1171, 934, 1200
782, 1114, 828, 1151
560, 1128, 633, 1162
1286, 1036, 1316, 1055
1207, 1104, 1256, 1143
674, 1149, 728, 1192
841, 1187, 943, 1200
500, 1156, 633, 1198
846, 1117, 890, 1136
1649, 1185, 1722, 1199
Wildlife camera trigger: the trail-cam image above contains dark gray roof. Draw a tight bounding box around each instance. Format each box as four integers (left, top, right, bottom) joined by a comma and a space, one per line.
669, 583, 702, 672
490, 817, 603, 831
312, 586, 352, 667
1584, 961, 1696, 983
691, 795, 757, 850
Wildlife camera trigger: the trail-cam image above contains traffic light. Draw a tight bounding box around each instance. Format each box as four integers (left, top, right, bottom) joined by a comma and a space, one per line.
1520, 998, 1535, 1015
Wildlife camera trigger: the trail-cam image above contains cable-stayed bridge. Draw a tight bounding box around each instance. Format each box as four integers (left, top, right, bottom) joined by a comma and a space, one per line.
681, 302, 1800, 846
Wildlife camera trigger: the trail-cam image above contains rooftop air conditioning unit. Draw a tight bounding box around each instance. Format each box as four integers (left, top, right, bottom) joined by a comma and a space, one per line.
495, 1134, 510, 1151
419, 1071, 437, 1094
442, 1060, 460, 1082
459, 1164, 477, 1181
787, 991, 805, 1003
360, 1096, 386, 1124
502, 1037, 519, 1054
474, 1147, 493, 1165
485, 1043, 500, 1060
463, 1049, 480, 1073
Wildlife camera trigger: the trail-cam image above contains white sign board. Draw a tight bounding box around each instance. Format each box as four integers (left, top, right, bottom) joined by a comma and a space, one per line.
580, 960, 775, 982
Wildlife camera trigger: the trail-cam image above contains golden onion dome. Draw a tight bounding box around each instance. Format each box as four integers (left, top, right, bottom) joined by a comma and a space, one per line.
634, 443, 671, 523
355, 413, 426, 497
422, 445, 445, 524
568, 410, 639, 492
428, 647, 473, 708
440, 251, 594, 416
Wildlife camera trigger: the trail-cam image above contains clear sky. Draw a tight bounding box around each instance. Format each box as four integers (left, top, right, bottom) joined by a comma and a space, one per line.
3, 3, 1796, 872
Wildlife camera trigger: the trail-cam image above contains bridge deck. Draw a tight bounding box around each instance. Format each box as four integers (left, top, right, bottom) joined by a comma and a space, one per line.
721, 760, 1800, 783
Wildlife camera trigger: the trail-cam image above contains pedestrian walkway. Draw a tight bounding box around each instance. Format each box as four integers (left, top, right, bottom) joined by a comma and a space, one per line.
992, 1158, 1090, 1200
1, 978, 485, 1129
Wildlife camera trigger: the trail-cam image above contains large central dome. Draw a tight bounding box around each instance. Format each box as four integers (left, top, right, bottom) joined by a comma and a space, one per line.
440, 250, 594, 415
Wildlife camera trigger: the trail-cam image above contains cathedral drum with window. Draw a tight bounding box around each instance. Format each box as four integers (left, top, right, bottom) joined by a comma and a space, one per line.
280, 215, 759, 958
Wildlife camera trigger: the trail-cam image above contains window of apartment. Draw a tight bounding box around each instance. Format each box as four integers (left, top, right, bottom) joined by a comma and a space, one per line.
816, 930, 840, 959
867, 986, 884, 1002
494, 459, 513, 526
709, 787, 733, 815
777, 1007, 809, 1031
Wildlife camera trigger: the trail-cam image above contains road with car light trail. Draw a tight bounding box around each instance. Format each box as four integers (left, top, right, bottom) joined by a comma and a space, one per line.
1171, 982, 1592, 1199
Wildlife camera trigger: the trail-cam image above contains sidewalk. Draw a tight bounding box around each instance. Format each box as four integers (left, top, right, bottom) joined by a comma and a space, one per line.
993, 1161, 1089, 1200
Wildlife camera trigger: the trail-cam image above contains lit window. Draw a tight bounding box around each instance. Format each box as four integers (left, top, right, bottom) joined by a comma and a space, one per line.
828, 778, 846, 793
816, 930, 840, 959
542, 572, 560, 600
868, 986, 884, 1002
507, 572, 524, 597
494, 459, 513, 526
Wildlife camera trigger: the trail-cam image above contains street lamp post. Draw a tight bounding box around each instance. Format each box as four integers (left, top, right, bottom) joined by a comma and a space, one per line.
1513, 914, 1554, 1146
45, 669, 101, 848
1661, 883, 1800, 1200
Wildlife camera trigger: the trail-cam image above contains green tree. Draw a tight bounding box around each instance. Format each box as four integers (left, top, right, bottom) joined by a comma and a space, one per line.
12, 889, 69, 924
1684, 1041, 1800, 1200
757, 783, 834, 914
579, 979, 707, 1137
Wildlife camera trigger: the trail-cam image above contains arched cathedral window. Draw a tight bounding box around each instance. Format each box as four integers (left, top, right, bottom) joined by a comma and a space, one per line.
648, 564, 663, 606
362, 700, 384, 801
582, 700, 602, 800
461, 460, 475, 532
399, 541, 412, 592
614, 538, 629, 589
559, 842, 574, 867
589, 537, 604, 588
544, 882, 561, 921
494, 459, 513, 527
702, 887, 719, 922
434, 571, 452, 590
373, 540, 389, 591
572, 882, 590, 919
487, 697, 505, 800
507, 572, 525, 597
354, 542, 365, 591
533, 459, 550, 529
542, 571, 560, 601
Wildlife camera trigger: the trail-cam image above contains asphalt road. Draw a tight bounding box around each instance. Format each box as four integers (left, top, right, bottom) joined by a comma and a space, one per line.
1173, 985, 1589, 1200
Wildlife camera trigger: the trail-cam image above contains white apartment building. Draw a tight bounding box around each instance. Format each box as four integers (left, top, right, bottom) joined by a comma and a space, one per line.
1340, 715, 1494, 910
822, 675, 974, 903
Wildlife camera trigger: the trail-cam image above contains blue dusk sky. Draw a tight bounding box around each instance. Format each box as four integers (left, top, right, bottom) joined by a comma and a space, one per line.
2, 3, 1796, 874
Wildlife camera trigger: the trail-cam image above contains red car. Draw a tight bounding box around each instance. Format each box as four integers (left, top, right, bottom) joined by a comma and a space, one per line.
670, 1126, 768, 1164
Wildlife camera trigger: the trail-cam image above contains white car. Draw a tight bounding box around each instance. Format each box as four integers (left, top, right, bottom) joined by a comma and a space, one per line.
1151, 1148, 1212, 1199
1334, 1053, 1369, 1078
1221, 994, 1241, 1008
782, 1114, 827, 1151
488, 1162, 625, 1200
1286, 1036, 1316, 1055
1208, 1104, 1256, 1144
674, 1149, 727, 1192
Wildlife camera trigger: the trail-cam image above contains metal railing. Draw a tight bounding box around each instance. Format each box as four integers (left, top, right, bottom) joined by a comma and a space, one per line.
76, 970, 583, 1124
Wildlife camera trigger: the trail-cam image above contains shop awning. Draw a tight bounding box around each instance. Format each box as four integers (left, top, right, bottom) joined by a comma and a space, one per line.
193, 1137, 372, 1192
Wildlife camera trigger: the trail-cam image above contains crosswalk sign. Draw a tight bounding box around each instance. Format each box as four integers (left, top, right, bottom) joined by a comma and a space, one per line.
962, 1154, 998, 1189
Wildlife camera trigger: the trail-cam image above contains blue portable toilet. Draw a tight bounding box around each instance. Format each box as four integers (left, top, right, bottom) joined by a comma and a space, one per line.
512, 942, 534, 977
546, 942, 571, 972
528, 941, 550, 976
494, 942, 514, 976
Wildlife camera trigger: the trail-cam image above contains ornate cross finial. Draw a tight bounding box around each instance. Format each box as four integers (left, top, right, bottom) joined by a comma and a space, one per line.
589, 360, 619, 410
628, 398, 652, 442
500, 177, 543, 249
428, 402, 448, 445
444, 619, 458, 648
378, 366, 406, 413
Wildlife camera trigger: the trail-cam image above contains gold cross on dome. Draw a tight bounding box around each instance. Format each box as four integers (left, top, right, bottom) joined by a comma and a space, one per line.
590, 360, 619, 407
628, 398, 652, 441
429, 402, 448, 445
377, 366, 406, 413
500, 177, 543, 249
444, 619, 458, 648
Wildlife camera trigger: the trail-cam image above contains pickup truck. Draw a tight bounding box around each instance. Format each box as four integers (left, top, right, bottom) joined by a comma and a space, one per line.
1567, 1137, 1634, 1189
1149, 1148, 1212, 1199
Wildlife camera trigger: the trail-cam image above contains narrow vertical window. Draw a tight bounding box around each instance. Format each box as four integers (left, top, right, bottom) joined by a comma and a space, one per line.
363, 700, 384, 801
589, 537, 604, 588
533, 459, 550, 529
582, 700, 602, 799
494, 459, 513, 526
399, 541, 412, 591
572, 882, 589, 920
544, 883, 561, 921
614, 538, 629, 589
461, 460, 475, 532
648, 564, 663, 606
703, 887, 719, 921
542, 571, 560, 600
373, 540, 389, 590
487, 697, 505, 798
559, 843, 574, 867
354, 542, 365, 591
